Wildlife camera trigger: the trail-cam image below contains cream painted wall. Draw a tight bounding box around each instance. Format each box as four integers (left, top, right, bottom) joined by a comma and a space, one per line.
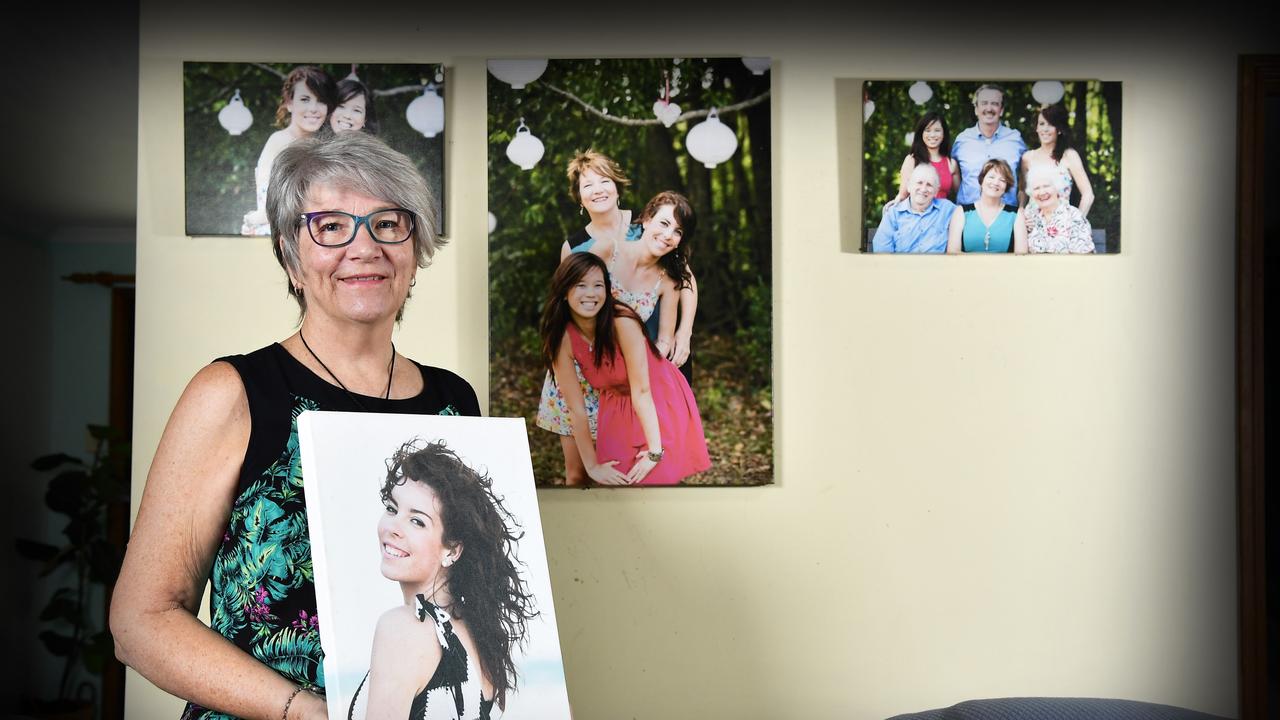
132, 4, 1267, 718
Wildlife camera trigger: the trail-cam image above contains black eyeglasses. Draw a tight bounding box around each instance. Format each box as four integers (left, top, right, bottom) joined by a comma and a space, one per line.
298, 209, 416, 247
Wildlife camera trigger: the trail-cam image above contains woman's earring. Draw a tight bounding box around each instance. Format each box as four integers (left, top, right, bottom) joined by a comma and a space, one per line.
579, 206, 584, 216
442, 556, 453, 567
409, 277, 417, 288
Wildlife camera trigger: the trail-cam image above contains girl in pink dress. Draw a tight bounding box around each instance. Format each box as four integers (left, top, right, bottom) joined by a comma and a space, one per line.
539, 253, 710, 485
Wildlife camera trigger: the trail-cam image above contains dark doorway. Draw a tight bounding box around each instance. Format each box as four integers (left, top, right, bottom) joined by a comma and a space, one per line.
1237, 54, 1280, 720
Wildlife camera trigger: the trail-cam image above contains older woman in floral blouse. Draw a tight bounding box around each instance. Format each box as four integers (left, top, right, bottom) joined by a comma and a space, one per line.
1022, 164, 1095, 254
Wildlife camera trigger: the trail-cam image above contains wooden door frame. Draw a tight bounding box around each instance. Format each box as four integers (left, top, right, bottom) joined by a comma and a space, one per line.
1237, 53, 1277, 720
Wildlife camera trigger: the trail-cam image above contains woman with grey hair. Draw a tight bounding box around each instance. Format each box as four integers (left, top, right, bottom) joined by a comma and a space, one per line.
1023, 163, 1095, 254
111, 131, 480, 720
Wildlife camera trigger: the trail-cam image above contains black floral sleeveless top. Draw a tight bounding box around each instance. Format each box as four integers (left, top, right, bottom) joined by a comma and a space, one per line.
181, 343, 480, 720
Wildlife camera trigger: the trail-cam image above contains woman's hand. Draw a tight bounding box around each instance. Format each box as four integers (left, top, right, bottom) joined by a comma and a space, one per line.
587, 460, 629, 485
655, 338, 672, 359
669, 329, 692, 367
627, 452, 658, 484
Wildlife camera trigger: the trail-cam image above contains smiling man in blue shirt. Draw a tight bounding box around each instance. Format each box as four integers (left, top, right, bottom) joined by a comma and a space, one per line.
872, 163, 963, 253
951, 84, 1027, 206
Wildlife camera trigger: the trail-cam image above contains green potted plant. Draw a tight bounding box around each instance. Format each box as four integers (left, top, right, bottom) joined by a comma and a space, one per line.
15, 424, 129, 719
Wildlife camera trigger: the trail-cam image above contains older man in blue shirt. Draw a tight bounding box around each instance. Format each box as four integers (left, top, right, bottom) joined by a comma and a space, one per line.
872, 163, 962, 253
951, 84, 1026, 206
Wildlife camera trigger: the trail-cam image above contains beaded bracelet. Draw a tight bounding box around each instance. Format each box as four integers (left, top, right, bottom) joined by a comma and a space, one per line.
281, 685, 307, 720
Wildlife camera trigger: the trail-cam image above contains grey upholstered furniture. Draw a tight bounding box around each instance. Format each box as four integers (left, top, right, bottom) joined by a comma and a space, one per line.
885, 697, 1233, 720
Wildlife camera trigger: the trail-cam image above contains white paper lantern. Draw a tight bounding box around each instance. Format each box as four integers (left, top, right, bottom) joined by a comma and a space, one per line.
488, 212, 497, 234
218, 89, 253, 135
506, 119, 545, 170
686, 108, 737, 169
487, 59, 548, 90
1032, 80, 1065, 105
863, 99, 875, 122
905, 132, 915, 147
908, 81, 933, 105
405, 85, 444, 138
741, 57, 771, 75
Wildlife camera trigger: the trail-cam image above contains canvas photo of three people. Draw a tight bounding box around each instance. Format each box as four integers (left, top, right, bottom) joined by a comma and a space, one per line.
487, 57, 775, 488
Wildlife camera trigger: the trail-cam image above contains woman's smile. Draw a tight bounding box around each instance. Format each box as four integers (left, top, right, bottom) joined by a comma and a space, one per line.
568, 267, 607, 319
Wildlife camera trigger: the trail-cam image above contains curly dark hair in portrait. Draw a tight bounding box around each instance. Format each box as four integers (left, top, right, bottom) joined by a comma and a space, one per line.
909, 110, 952, 168
1037, 103, 1073, 162
538, 252, 653, 375
638, 190, 696, 292
381, 439, 537, 709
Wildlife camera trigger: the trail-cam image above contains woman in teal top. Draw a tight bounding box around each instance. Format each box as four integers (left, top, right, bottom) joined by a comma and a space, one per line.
948, 158, 1027, 254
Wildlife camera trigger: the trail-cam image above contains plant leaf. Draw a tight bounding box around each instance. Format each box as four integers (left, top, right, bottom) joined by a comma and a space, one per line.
39, 593, 80, 624
46, 470, 89, 514
39, 630, 77, 657
81, 631, 113, 675
87, 424, 122, 442
32, 453, 83, 471
14, 538, 60, 562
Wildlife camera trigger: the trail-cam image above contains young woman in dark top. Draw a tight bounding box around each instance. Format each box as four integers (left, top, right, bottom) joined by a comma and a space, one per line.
347, 440, 535, 719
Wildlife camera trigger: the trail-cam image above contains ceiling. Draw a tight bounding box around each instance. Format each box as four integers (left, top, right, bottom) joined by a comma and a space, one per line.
1, 5, 139, 232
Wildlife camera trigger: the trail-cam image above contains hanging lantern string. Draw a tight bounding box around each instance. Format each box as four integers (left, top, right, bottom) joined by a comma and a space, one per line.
227, 63, 436, 99
369, 83, 442, 98
663, 70, 671, 104
542, 82, 769, 127
346, 63, 359, 81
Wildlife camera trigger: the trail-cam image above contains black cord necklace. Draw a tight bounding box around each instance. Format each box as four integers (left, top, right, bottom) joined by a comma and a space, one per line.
298, 330, 395, 411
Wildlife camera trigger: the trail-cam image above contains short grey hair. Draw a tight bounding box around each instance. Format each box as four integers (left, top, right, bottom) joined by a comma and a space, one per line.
972, 83, 1005, 106
266, 131, 443, 314
1025, 163, 1070, 197
909, 161, 941, 187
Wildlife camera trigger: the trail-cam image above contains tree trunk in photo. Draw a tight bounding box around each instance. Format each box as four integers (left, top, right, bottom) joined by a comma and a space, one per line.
744, 105, 772, 286
1101, 80, 1123, 252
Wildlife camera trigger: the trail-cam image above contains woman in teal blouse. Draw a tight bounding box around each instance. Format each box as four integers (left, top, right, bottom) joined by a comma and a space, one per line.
948, 159, 1027, 254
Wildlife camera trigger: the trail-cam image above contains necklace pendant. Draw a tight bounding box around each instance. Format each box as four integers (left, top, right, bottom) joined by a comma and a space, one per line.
984, 230, 990, 251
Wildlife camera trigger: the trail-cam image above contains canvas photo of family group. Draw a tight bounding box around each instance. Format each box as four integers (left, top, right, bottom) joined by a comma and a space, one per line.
487, 56, 775, 487
299, 412, 572, 720
183, 61, 446, 237
860, 79, 1121, 254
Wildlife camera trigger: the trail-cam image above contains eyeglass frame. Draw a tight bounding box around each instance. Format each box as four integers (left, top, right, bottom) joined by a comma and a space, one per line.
297, 208, 417, 248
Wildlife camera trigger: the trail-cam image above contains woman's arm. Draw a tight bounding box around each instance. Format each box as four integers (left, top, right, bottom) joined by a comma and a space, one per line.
949, 158, 960, 198
886, 155, 915, 208
946, 207, 964, 253
1016, 155, 1030, 209
1013, 208, 1029, 254
654, 275, 678, 358
110, 362, 326, 720
243, 131, 291, 227
1064, 148, 1095, 217
551, 336, 626, 485
670, 270, 697, 367
616, 319, 662, 484
946, 205, 964, 253
363, 607, 442, 720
